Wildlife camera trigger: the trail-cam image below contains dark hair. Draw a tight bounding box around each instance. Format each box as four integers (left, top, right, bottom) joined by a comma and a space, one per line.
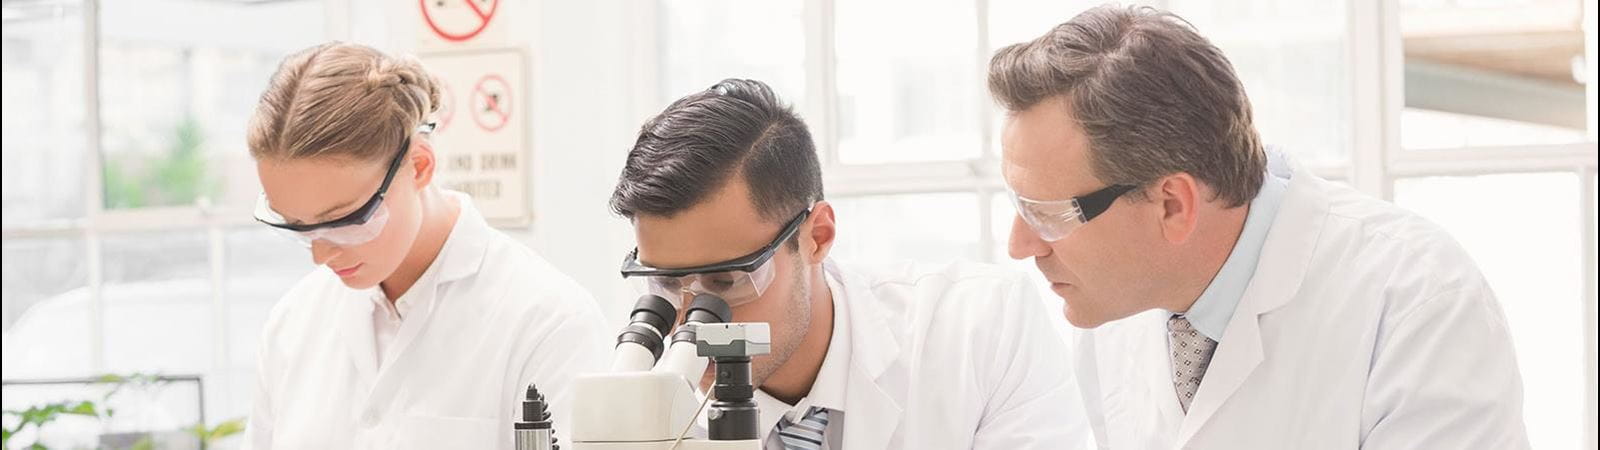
611, 79, 823, 225
988, 5, 1264, 207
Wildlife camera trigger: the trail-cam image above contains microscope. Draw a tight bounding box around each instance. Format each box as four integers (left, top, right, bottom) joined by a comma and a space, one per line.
517, 293, 769, 450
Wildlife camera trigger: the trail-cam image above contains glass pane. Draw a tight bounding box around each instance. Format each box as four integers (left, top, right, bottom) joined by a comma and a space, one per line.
1394, 173, 1584, 450
835, 0, 981, 164
1401, 107, 1588, 150
1, 237, 92, 379
97, 0, 324, 210
1399, 0, 1587, 149
100, 231, 213, 375
1166, 0, 1352, 166
657, 0, 805, 110
2, 2, 87, 226
828, 193, 980, 265
220, 227, 314, 422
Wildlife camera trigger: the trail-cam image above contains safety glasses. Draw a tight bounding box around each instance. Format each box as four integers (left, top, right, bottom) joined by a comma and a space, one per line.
1010, 184, 1135, 242
620, 207, 811, 308
254, 123, 434, 247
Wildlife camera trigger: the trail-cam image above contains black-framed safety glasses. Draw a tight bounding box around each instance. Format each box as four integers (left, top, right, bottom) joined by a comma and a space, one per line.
620, 207, 812, 307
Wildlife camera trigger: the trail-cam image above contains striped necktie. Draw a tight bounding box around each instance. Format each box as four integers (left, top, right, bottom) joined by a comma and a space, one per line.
776, 406, 830, 449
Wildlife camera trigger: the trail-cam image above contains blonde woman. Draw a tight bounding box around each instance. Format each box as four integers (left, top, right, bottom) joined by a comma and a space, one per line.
242, 42, 607, 449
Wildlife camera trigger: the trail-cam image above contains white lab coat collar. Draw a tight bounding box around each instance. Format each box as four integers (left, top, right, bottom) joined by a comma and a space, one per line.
1181, 146, 1294, 340
825, 260, 905, 449
808, 265, 853, 412
338, 191, 493, 405
1182, 169, 1288, 342
1174, 157, 1330, 446
753, 261, 856, 436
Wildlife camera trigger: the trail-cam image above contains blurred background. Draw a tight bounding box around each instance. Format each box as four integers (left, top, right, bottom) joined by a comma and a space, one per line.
2, 0, 1595, 448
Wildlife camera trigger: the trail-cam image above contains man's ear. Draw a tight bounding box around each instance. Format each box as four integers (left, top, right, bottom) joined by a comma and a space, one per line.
799, 201, 837, 265
1153, 173, 1201, 245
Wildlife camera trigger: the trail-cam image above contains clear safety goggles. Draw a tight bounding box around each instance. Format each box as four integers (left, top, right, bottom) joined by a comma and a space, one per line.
1010, 184, 1136, 242
255, 194, 392, 248
253, 124, 433, 248
620, 208, 810, 308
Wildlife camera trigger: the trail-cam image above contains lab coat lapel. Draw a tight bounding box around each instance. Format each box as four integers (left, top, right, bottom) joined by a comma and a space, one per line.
366, 272, 442, 405
1176, 165, 1329, 446
363, 196, 493, 410
341, 286, 380, 394
831, 264, 904, 449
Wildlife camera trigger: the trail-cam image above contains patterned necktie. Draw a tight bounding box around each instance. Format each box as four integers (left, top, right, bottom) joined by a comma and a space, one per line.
776, 406, 830, 450
1168, 314, 1218, 414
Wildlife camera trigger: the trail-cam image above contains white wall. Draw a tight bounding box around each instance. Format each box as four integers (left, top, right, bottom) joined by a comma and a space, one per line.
517, 0, 645, 325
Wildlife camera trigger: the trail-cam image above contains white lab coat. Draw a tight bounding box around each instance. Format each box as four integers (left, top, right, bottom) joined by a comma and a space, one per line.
244, 195, 610, 450
800, 260, 1090, 449
1073, 162, 1529, 449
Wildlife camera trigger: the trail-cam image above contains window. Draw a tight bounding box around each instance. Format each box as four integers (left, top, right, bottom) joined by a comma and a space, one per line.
1401, 107, 1590, 149
1167, 0, 1355, 167
1, 1, 87, 227
834, 0, 982, 164
1, 238, 90, 378
657, 0, 806, 110
97, 0, 325, 210
1399, 0, 1590, 151
829, 193, 981, 264
99, 231, 213, 375
0, 0, 326, 433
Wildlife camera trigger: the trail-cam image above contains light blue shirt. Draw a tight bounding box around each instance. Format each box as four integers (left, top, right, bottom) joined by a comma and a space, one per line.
1181, 170, 1289, 342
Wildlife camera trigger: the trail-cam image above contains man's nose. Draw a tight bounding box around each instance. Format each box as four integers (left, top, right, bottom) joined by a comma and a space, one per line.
1008, 214, 1052, 260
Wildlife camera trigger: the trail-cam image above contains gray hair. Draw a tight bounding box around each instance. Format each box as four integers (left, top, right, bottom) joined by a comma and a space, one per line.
988, 5, 1265, 207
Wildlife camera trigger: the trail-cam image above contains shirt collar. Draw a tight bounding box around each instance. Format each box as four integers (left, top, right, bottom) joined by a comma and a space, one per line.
433, 190, 492, 284
1182, 151, 1291, 341
753, 260, 852, 432
362, 190, 491, 318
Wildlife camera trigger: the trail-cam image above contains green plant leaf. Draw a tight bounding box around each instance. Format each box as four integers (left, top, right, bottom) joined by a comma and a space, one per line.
208, 418, 247, 442
102, 157, 146, 209
65, 401, 96, 416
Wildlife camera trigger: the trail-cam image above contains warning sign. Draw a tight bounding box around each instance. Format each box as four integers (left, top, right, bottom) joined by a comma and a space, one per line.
419, 0, 497, 42
471, 74, 513, 132
417, 49, 530, 225
415, 0, 515, 50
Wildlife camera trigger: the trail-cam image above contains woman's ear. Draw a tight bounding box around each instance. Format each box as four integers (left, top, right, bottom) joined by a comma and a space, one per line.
407, 136, 437, 190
